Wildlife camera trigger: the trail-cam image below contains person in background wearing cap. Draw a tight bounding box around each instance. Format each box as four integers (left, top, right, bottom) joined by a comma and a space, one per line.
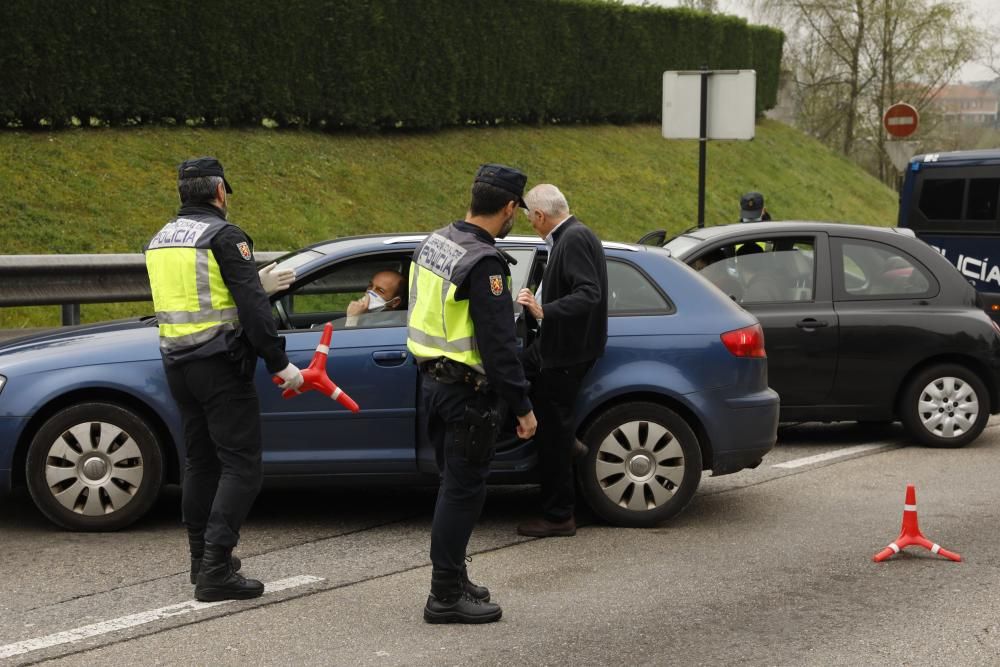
407, 163, 538, 624
145, 157, 303, 602
739, 191, 772, 222
515, 184, 607, 538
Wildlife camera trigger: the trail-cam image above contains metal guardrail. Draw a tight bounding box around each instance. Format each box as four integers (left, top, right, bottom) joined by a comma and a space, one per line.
0, 252, 286, 327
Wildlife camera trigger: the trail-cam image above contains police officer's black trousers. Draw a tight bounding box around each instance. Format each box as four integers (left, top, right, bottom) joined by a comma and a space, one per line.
421, 375, 495, 578
165, 354, 263, 551
532, 361, 592, 523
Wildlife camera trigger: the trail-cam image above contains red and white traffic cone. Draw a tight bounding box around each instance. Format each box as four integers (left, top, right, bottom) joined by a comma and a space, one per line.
873, 484, 960, 562
272, 321, 360, 412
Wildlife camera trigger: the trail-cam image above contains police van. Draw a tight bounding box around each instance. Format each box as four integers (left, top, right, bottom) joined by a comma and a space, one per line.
898, 149, 1000, 319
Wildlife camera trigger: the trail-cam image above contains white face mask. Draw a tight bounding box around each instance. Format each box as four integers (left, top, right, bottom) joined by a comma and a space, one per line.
366, 290, 388, 312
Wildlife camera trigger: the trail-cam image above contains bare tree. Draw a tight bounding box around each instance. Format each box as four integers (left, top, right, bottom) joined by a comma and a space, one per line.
750, 0, 982, 183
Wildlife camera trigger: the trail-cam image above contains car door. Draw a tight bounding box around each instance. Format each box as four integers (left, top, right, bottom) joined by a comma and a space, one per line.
828, 236, 941, 413
688, 232, 839, 407
257, 252, 418, 475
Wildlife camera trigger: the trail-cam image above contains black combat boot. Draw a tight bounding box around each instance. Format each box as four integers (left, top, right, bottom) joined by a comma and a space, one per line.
424, 569, 502, 624
190, 554, 243, 585
461, 559, 490, 602
188, 533, 242, 584
194, 543, 264, 602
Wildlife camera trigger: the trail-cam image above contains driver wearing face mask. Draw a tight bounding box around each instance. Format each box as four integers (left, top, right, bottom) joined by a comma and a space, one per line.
344, 269, 405, 327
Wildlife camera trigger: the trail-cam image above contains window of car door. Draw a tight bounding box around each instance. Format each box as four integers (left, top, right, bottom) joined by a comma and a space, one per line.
274, 253, 411, 330
691, 237, 817, 305
832, 238, 938, 300
607, 259, 674, 315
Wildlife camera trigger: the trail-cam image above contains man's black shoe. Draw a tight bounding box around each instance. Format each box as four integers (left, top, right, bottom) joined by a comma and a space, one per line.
423, 592, 502, 624
194, 544, 263, 602
190, 554, 242, 585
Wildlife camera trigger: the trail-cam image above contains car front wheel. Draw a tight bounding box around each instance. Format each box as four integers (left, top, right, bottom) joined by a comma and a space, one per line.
26, 402, 164, 530
900, 364, 989, 448
577, 402, 702, 527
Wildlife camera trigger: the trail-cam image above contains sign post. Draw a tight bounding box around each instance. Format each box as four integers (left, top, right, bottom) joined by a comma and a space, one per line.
663, 69, 756, 227
882, 102, 920, 187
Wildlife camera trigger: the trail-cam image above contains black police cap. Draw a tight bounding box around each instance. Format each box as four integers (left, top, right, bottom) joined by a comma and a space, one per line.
740, 191, 765, 218
178, 156, 233, 194
474, 163, 528, 209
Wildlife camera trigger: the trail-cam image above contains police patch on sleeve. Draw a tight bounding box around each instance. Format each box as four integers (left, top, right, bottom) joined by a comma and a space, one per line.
236, 241, 252, 261
489, 274, 503, 296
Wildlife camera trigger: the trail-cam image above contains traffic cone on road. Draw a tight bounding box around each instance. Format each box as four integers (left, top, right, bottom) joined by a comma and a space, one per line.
873, 484, 961, 562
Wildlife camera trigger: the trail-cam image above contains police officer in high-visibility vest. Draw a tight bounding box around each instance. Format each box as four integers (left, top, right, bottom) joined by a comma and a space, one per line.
145, 157, 304, 602
409, 163, 538, 624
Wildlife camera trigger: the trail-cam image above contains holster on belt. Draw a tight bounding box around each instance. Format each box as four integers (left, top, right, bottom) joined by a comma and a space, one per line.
449, 403, 499, 465
421, 358, 489, 392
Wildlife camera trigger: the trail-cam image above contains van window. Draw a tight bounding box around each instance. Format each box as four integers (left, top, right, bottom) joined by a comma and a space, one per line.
918, 179, 964, 221
968, 179, 1000, 221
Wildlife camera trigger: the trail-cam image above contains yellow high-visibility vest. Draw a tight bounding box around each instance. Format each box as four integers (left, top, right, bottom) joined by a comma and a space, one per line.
407, 224, 507, 374
145, 215, 239, 355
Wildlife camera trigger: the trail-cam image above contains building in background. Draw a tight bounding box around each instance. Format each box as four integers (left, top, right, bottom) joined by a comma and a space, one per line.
929, 84, 999, 127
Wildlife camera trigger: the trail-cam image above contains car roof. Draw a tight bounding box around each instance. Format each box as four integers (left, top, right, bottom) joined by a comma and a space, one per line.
666, 221, 913, 244
301, 233, 642, 256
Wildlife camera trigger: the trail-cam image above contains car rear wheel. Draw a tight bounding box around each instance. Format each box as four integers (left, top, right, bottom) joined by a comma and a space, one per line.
900, 364, 989, 448
577, 402, 702, 527
26, 402, 164, 531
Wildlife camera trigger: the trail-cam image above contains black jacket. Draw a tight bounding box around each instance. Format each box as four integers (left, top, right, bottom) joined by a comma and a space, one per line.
529, 216, 608, 369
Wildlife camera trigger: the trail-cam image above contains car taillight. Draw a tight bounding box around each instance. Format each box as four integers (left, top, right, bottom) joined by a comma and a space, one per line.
721, 323, 766, 358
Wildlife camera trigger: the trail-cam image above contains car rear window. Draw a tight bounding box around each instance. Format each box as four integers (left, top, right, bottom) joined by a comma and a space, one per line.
607, 260, 673, 315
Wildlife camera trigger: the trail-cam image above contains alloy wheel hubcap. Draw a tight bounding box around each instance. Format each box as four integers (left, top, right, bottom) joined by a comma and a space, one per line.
917, 376, 979, 439
44, 421, 144, 515
595, 420, 685, 511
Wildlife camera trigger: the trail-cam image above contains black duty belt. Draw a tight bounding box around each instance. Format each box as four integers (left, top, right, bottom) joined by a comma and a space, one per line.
420, 358, 489, 392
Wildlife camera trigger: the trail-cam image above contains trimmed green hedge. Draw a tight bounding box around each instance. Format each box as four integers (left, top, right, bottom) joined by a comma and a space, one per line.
0, 0, 783, 130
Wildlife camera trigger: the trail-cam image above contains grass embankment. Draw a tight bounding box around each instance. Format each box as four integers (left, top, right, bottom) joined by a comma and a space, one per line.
0, 119, 897, 327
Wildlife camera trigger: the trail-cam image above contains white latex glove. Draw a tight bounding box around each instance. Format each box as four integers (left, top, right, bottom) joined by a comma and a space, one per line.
259, 262, 296, 296
275, 362, 304, 391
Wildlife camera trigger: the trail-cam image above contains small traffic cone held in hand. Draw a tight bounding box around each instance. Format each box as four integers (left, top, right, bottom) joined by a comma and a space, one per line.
272, 322, 360, 413
873, 484, 960, 562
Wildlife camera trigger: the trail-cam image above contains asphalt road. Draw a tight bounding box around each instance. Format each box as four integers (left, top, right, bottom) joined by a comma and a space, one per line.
3, 419, 1000, 666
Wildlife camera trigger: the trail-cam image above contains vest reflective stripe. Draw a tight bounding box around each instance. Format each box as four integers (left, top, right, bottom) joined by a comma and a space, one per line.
155, 307, 239, 325
158, 322, 238, 352
145, 216, 239, 352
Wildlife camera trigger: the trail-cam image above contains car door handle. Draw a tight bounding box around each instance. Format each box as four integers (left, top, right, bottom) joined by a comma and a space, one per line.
372, 350, 408, 366
796, 318, 828, 329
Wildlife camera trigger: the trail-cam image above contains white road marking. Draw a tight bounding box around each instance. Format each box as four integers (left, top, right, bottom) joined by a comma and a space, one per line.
0, 575, 323, 659
773, 444, 892, 469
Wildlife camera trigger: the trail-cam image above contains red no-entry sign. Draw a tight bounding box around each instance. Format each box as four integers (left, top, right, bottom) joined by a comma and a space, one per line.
883, 102, 919, 138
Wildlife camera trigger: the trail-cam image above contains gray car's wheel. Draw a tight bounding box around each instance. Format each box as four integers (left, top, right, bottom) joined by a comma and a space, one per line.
577, 402, 702, 527
26, 402, 164, 531
900, 364, 989, 448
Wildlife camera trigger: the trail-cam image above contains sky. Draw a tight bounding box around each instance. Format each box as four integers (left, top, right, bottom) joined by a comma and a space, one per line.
626, 0, 997, 83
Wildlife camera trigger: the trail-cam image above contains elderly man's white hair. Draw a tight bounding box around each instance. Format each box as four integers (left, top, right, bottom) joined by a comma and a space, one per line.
524, 184, 569, 217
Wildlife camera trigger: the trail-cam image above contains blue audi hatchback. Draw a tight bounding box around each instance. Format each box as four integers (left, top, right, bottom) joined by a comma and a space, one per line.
0, 234, 778, 531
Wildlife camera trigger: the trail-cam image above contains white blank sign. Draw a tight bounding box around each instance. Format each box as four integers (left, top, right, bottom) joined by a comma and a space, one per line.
662, 70, 756, 140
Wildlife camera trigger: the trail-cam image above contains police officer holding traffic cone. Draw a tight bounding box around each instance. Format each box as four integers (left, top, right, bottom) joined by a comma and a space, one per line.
408, 164, 538, 623
145, 157, 303, 602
